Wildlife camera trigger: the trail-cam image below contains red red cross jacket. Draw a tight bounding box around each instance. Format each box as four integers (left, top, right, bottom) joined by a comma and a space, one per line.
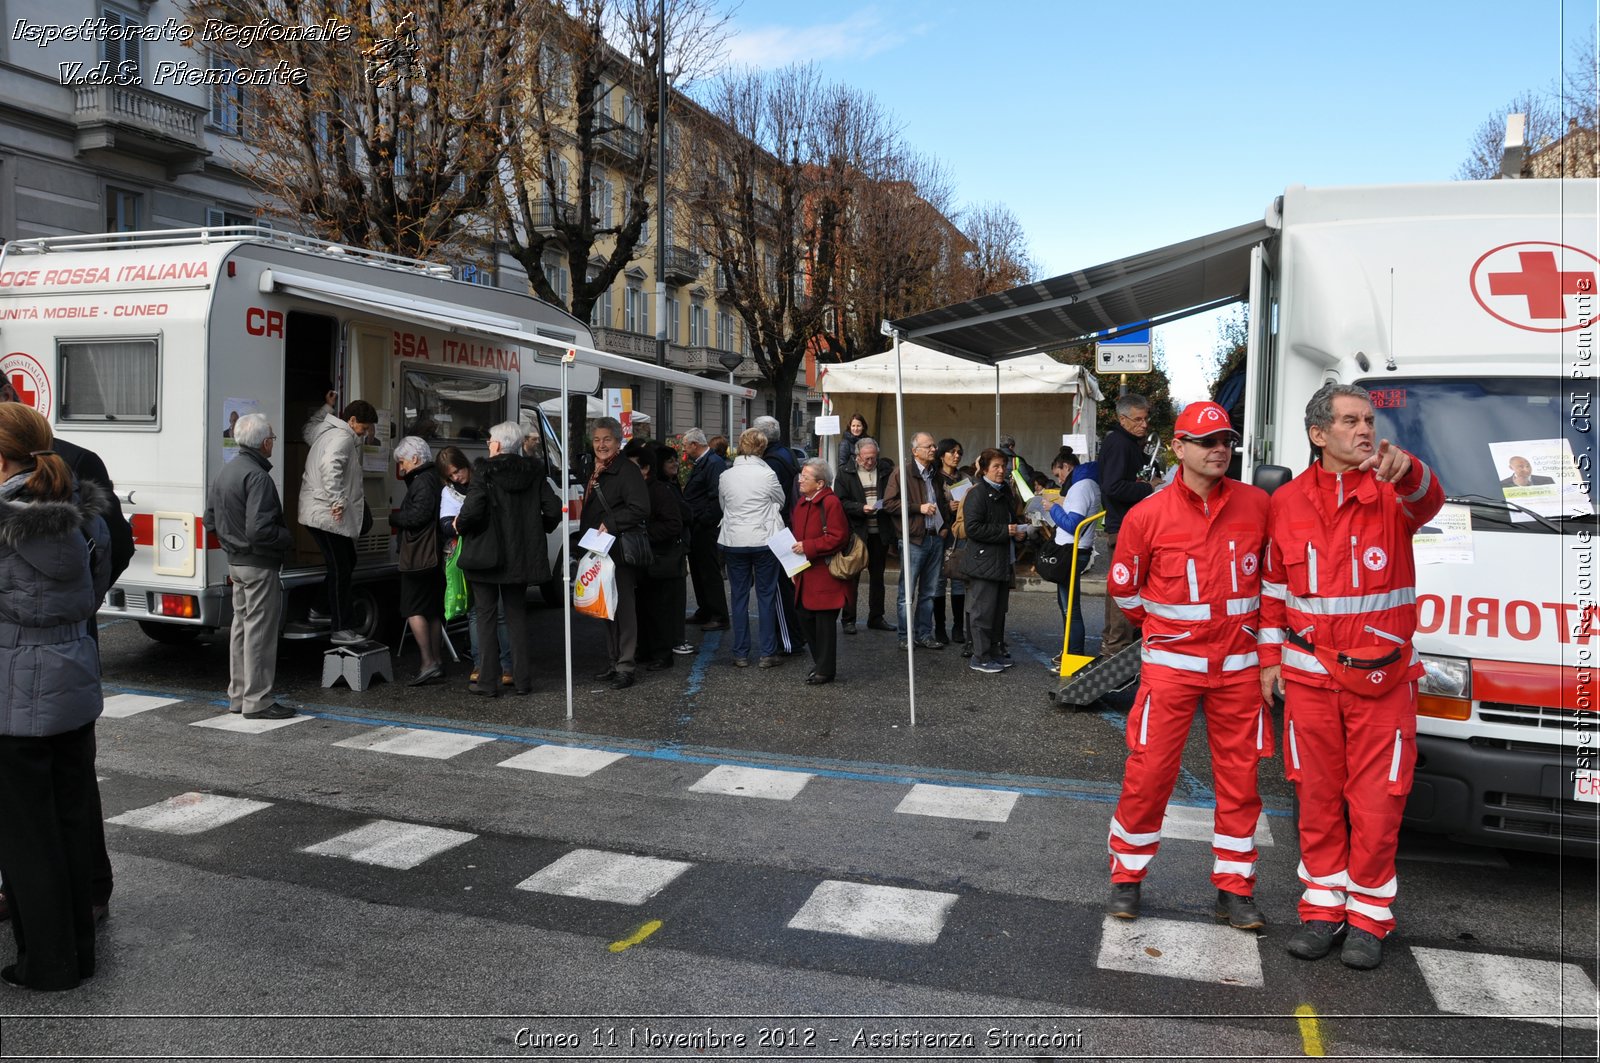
1108, 474, 1272, 687
1258, 454, 1445, 689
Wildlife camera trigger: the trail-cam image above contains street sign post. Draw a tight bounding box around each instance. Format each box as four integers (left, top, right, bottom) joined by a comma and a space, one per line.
1095, 325, 1153, 374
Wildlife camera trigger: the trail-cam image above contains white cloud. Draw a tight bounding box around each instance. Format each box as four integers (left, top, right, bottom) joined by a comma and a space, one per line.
723, 10, 908, 69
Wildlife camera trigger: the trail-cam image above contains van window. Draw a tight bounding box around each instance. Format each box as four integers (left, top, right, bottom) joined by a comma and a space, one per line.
402, 369, 506, 444
59, 339, 158, 423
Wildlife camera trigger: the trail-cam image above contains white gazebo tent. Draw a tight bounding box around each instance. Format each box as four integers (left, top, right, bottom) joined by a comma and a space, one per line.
819, 342, 1103, 466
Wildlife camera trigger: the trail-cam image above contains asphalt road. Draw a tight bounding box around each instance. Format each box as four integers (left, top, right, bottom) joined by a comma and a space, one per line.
1, 581, 1595, 1061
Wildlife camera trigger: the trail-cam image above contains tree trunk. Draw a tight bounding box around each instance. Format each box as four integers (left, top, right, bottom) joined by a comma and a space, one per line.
770, 366, 795, 448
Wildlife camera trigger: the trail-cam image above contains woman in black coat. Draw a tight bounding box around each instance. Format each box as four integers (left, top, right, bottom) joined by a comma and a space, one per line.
393, 436, 445, 685
455, 422, 560, 697
630, 443, 690, 670
961, 447, 1028, 675
577, 417, 650, 690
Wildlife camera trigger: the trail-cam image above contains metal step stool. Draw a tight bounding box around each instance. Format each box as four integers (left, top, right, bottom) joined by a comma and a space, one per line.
322, 640, 394, 691
1049, 641, 1142, 708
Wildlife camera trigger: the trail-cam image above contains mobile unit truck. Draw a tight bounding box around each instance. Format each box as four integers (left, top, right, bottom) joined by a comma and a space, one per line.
0, 227, 601, 644
1240, 179, 1596, 854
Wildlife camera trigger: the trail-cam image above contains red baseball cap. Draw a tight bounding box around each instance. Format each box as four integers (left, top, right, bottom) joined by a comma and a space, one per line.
1172, 401, 1239, 440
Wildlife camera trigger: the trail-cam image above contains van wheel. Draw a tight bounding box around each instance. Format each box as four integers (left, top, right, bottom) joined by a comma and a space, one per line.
138, 621, 200, 645
348, 585, 393, 644
540, 577, 563, 607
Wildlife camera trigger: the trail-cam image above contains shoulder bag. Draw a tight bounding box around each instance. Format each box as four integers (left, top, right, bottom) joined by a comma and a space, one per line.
593, 482, 654, 569
821, 506, 868, 579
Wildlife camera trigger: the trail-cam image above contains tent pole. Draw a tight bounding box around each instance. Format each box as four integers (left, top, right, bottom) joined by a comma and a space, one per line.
561, 351, 575, 722
994, 364, 1001, 448
889, 328, 916, 728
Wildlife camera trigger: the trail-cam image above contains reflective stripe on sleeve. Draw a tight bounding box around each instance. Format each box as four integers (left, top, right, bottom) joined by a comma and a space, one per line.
1257, 627, 1285, 644
1400, 461, 1433, 504
1113, 594, 1144, 610
1261, 580, 1287, 600
1226, 595, 1261, 616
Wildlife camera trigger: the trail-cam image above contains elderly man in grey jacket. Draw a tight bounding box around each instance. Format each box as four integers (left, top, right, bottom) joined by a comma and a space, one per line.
206, 414, 296, 720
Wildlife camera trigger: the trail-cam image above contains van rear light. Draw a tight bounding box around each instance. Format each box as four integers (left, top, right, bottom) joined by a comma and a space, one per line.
154, 594, 198, 619
1417, 694, 1471, 721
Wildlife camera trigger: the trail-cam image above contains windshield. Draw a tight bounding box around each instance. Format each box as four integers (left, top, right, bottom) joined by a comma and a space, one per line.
1360, 377, 1595, 532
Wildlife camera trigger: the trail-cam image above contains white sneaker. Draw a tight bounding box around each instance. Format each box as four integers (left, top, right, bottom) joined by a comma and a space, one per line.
329, 629, 364, 645
671, 642, 697, 655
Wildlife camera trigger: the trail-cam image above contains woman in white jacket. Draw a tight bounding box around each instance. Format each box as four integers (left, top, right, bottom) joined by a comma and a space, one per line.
717, 427, 785, 667
297, 399, 376, 645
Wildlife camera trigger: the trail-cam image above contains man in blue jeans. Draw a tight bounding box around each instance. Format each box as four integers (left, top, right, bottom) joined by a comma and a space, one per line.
883, 432, 952, 649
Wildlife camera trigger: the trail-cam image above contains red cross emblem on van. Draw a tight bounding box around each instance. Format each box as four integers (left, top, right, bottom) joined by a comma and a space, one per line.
1470, 241, 1598, 333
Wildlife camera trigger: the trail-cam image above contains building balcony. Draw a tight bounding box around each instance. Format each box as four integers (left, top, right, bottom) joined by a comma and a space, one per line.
72, 83, 209, 172
593, 124, 643, 164
680, 346, 760, 379
661, 245, 701, 285
591, 326, 657, 360
529, 197, 575, 234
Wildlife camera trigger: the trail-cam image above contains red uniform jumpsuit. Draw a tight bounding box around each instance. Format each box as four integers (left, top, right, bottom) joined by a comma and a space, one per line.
1259, 456, 1443, 938
1106, 475, 1273, 896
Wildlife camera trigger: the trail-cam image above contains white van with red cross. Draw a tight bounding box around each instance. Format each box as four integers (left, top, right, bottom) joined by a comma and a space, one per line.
0, 227, 601, 644
1240, 180, 1597, 854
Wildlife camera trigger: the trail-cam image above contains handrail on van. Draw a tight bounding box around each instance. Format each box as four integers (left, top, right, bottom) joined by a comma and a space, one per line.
0, 227, 456, 280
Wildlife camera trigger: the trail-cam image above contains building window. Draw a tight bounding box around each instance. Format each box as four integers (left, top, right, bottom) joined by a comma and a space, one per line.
101, 6, 141, 80
544, 151, 570, 201
589, 175, 613, 227
542, 252, 569, 305
693, 390, 703, 430
588, 270, 612, 328
209, 52, 246, 136
624, 281, 648, 335
539, 45, 570, 106
661, 386, 673, 435
688, 300, 707, 347
59, 338, 158, 423
716, 310, 735, 352
206, 207, 254, 229
667, 295, 680, 344
106, 187, 141, 232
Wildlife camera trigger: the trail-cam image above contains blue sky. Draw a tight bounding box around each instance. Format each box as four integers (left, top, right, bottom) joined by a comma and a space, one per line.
716, 0, 1596, 399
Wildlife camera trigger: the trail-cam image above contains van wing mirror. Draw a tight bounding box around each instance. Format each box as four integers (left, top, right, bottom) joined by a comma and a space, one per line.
1253, 464, 1293, 496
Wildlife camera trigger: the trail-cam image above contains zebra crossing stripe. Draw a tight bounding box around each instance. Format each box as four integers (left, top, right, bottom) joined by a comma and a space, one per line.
304, 820, 477, 870
1161, 805, 1275, 847
498, 745, 628, 777
515, 849, 692, 906
192, 713, 309, 734
108, 792, 272, 835
102, 693, 183, 718
1096, 915, 1265, 987
1412, 947, 1599, 1029
334, 726, 496, 759
787, 881, 959, 945
894, 783, 1018, 823
689, 764, 812, 801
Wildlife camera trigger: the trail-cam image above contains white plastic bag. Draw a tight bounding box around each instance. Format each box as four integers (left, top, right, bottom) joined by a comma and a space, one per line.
572, 549, 618, 620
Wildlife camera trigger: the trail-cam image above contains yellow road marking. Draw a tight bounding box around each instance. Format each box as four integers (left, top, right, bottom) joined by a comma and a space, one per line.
1295, 1003, 1325, 1056
607, 919, 663, 953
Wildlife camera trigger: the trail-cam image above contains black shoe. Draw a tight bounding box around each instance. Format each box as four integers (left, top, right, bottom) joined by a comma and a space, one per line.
1286, 919, 1347, 961
757, 655, 783, 668
467, 682, 498, 698
609, 672, 636, 690
961, 640, 974, 658
1216, 889, 1265, 930
242, 702, 296, 720
805, 674, 834, 685
731, 658, 750, 668
1340, 927, 1384, 970
686, 611, 708, 624
915, 636, 944, 650
1106, 882, 1141, 919
866, 618, 894, 631
646, 657, 673, 671
513, 686, 534, 697
406, 665, 443, 687
93, 902, 108, 925
842, 620, 857, 635
593, 667, 618, 681
934, 627, 951, 646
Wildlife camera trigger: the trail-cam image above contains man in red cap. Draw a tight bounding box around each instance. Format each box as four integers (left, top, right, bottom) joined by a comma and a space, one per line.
1259, 383, 1443, 970
1104, 401, 1273, 928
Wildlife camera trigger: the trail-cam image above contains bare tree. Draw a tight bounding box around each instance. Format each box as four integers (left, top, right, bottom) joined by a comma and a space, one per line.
192, 0, 524, 259
955, 202, 1037, 296
688, 65, 899, 442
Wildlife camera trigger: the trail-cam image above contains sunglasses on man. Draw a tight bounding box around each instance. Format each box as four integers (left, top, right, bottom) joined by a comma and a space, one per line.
1179, 433, 1234, 450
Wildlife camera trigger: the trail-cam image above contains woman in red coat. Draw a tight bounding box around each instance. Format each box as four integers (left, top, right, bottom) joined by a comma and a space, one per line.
789, 458, 849, 685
